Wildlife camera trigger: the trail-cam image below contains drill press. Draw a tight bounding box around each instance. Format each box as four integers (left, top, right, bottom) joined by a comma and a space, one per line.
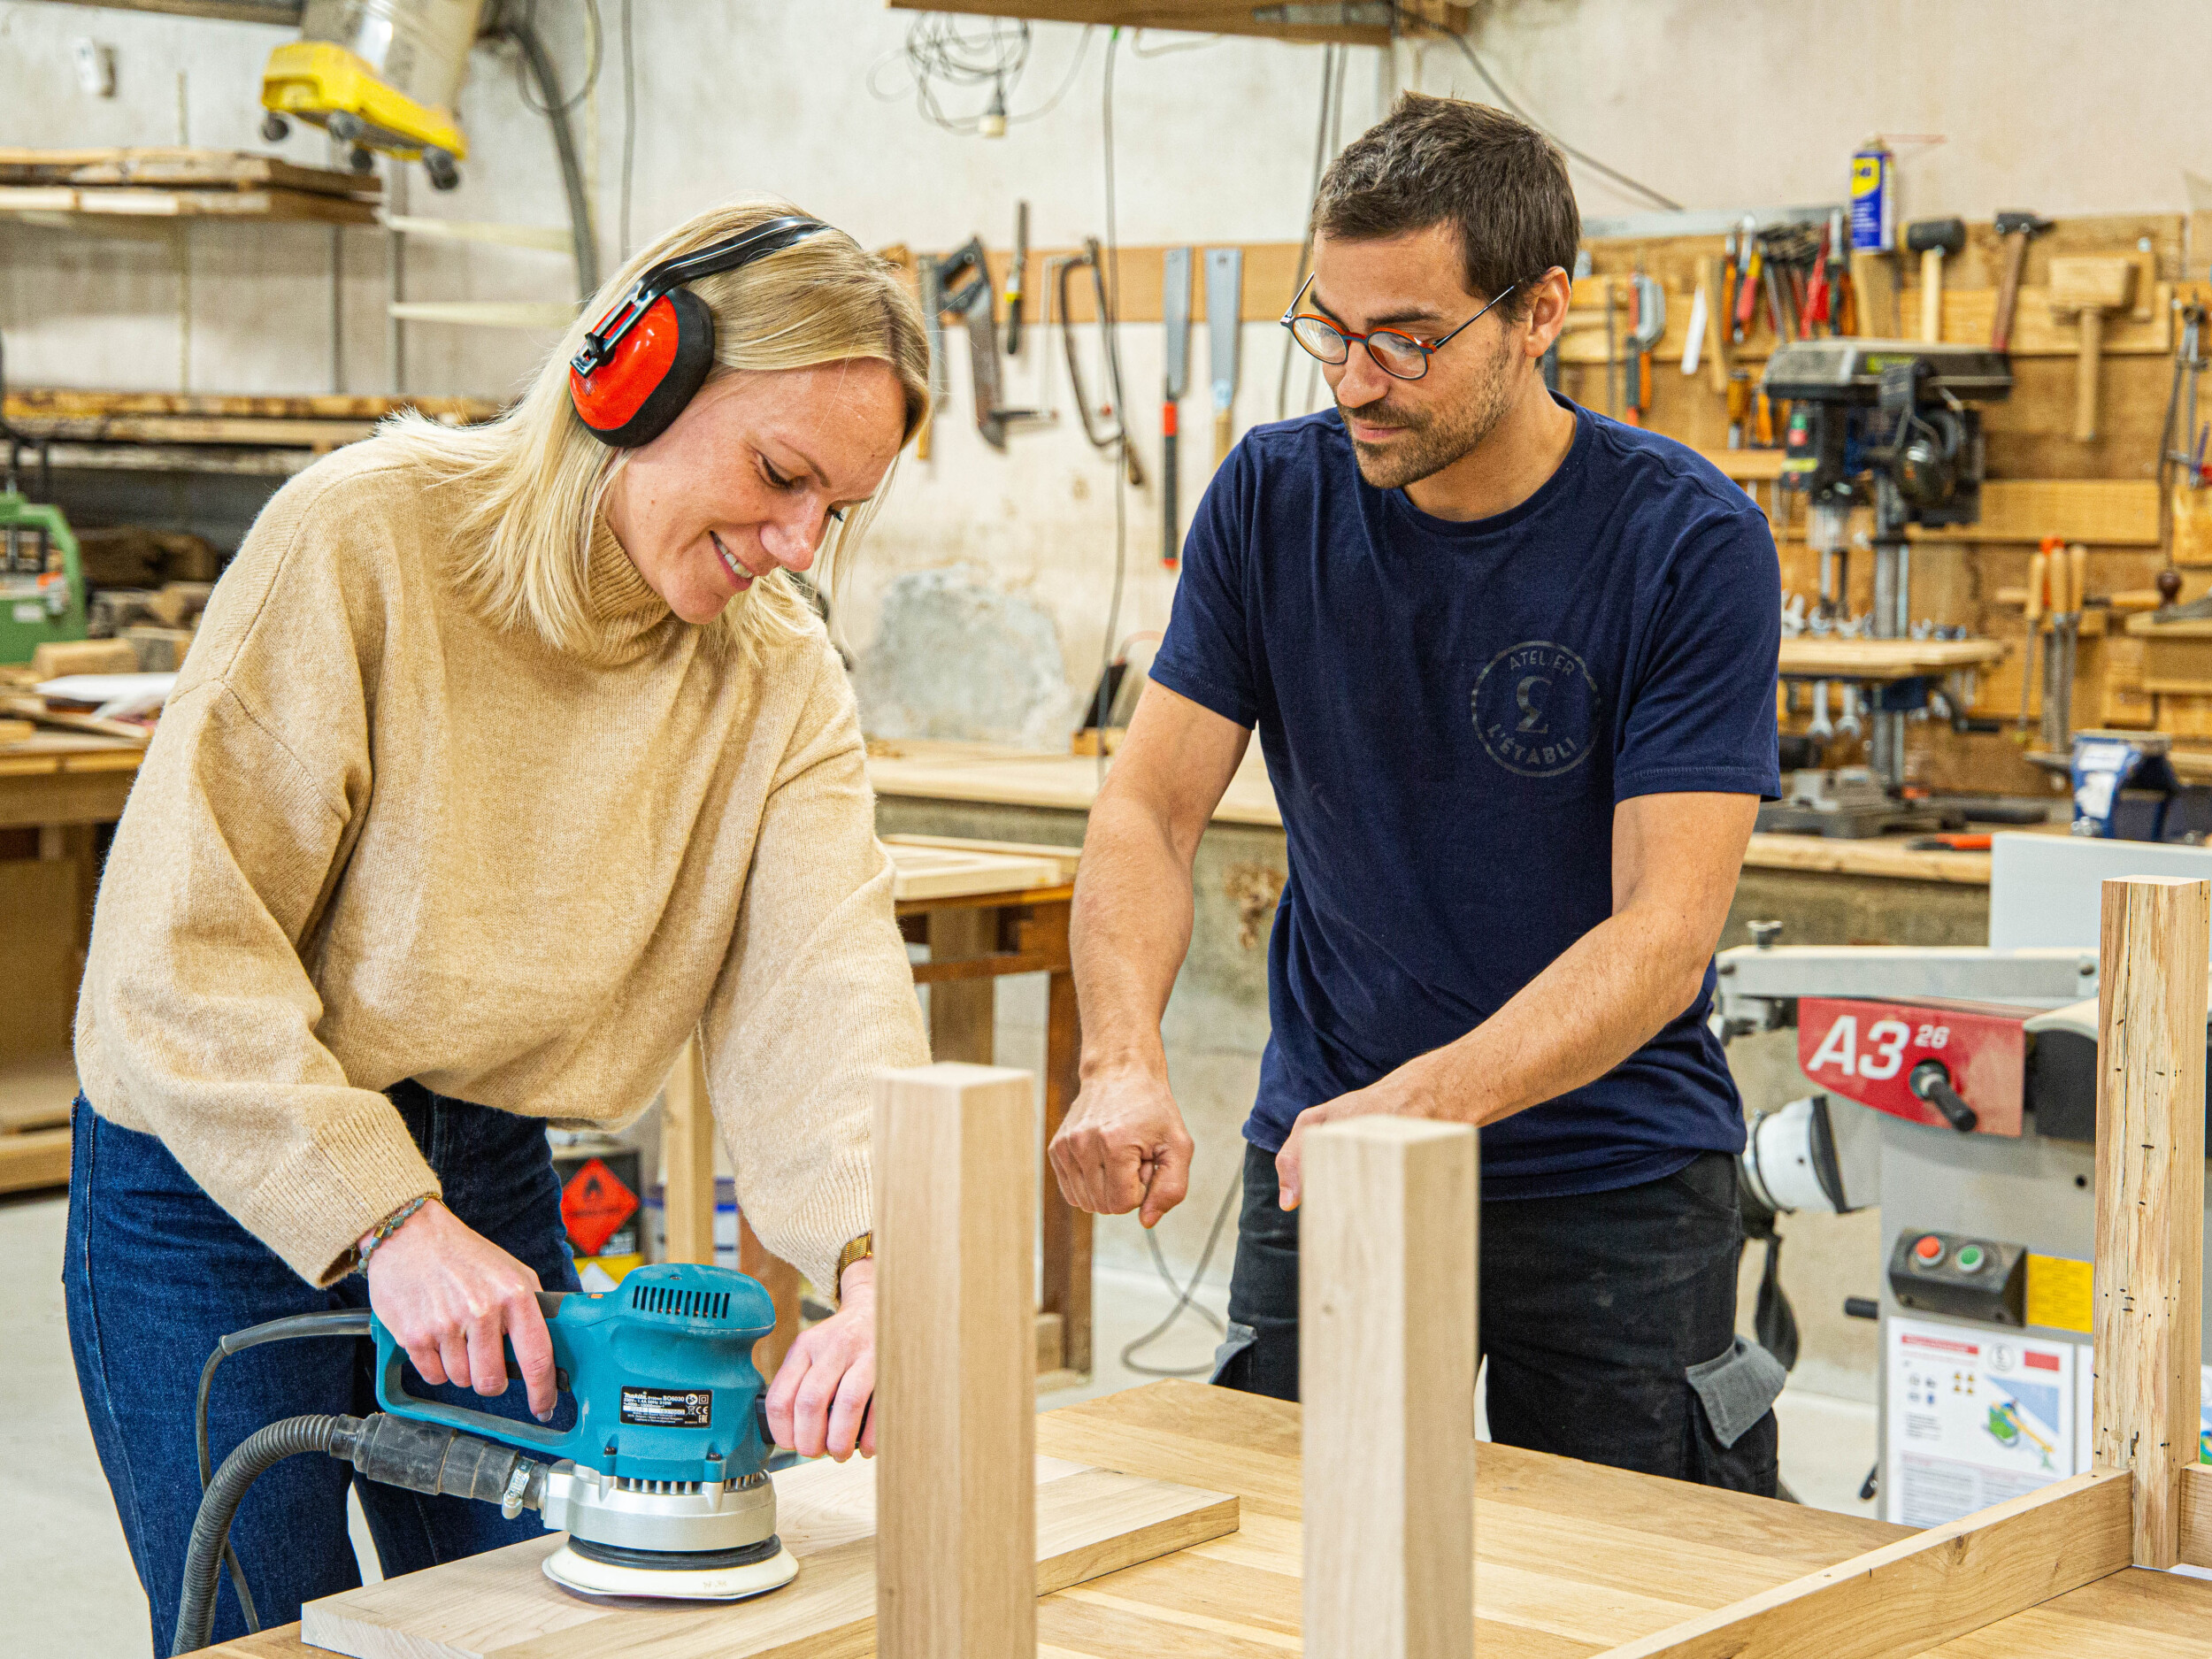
1763, 339, 2012, 794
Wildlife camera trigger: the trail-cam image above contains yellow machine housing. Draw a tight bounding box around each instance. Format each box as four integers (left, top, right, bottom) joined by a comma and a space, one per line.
261, 40, 468, 163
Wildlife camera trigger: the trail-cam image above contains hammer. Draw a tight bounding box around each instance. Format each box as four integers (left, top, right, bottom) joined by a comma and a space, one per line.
1905, 218, 1965, 343
2049, 255, 2139, 441
1990, 210, 2053, 350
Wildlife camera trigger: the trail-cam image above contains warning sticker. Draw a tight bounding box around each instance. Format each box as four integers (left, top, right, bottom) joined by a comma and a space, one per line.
621, 1387, 711, 1427
561, 1156, 640, 1258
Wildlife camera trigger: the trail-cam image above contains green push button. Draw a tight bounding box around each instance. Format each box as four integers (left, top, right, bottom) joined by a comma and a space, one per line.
1957, 1244, 1985, 1273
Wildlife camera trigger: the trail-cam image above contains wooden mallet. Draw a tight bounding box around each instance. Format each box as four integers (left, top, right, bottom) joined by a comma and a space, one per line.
1905, 218, 1965, 343
2050, 255, 2139, 441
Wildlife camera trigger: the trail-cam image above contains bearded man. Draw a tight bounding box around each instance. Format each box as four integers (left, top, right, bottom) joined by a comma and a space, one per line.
1048, 93, 1785, 1493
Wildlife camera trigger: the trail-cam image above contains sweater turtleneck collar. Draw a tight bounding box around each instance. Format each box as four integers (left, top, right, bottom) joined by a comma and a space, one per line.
580, 514, 678, 665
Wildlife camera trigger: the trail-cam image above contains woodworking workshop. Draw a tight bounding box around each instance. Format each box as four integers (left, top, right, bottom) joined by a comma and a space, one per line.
16, 2, 2212, 1656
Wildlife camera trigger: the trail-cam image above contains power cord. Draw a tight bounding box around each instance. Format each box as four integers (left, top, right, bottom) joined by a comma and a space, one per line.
618, 0, 635, 261
1400, 10, 1683, 214
870, 15, 1094, 136
1275, 43, 1341, 423
1119, 1171, 1241, 1377
509, 0, 603, 117
1091, 27, 1130, 792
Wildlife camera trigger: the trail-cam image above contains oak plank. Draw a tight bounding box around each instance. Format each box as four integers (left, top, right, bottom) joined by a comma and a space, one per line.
874, 1062, 1036, 1658
1596, 1468, 2132, 1659
1302, 1118, 1477, 1659
2093, 875, 2208, 1566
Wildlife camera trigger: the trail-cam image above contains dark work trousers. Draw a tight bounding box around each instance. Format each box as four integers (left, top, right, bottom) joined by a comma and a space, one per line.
1216, 1141, 1780, 1495
63, 1084, 583, 1655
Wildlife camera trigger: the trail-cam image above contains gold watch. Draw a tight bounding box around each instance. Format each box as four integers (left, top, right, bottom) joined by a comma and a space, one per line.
833, 1232, 873, 1303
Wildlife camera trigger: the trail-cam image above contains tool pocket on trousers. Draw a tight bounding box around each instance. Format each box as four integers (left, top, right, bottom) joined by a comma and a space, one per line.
1685, 1336, 1786, 1496
1210, 1321, 1257, 1388
1686, 1336, 1786, 1448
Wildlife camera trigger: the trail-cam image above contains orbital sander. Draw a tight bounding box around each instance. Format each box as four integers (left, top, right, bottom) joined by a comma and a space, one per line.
174, 1263, 795, 1655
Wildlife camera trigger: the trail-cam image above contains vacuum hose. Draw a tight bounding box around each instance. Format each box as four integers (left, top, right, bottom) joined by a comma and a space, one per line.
173, 1412, 551, 1656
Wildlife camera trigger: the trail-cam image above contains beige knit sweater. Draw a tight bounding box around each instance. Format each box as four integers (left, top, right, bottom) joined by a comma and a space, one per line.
75, 438, 928, 1290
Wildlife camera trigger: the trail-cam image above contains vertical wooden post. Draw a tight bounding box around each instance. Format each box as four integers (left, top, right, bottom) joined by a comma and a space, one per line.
661, 1034, 718, 1266
876, 1063, 1036, 1659
926, 906, 997, 1064
2093, 875, 2208, 1568
1040, 910, 1092, 1376
1302, 1118, 1478, 1659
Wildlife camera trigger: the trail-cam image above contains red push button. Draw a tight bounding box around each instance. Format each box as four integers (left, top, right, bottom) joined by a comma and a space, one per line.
1913, 1234, 1945, 1266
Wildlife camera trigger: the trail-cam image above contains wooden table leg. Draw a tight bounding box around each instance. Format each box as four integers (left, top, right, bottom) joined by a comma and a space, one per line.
926, 904, 997, 1064
661, 1036, 717, 1265
875, 1062, 1036, 1659
1041, 960, 1092, 1376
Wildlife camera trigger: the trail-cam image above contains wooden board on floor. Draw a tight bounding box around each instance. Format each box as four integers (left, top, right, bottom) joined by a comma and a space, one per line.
297, 1453, 1236, 1659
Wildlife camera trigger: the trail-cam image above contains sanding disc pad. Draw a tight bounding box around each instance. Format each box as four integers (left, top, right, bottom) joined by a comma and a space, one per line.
542, 1540, 799, 1602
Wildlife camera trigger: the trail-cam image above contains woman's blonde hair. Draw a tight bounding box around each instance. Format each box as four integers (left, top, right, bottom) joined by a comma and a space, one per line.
380, 197, 930, 657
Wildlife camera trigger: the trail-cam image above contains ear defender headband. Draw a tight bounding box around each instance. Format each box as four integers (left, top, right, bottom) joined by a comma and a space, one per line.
567, 214, 830, 448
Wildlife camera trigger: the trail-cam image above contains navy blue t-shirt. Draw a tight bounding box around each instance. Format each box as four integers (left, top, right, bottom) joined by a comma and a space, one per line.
1149, 399, 1780, 1199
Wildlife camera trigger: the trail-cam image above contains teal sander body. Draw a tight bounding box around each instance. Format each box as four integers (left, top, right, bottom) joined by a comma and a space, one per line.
173, 1263, 796, 1654
373, 1260, 798, 1600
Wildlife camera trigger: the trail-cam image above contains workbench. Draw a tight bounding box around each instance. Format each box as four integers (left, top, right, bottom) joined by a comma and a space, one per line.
195, 1376, 2212, 1658
0, 731, 140, 1186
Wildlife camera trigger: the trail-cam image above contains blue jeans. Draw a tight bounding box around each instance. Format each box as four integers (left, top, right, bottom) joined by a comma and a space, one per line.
63, 1083, 582, 1654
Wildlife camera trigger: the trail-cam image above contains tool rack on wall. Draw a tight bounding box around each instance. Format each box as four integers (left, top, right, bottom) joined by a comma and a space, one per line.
1570, 209, 2209, 799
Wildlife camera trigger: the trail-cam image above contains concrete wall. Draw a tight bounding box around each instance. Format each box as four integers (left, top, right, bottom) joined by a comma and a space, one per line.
11, 0, 2209, 738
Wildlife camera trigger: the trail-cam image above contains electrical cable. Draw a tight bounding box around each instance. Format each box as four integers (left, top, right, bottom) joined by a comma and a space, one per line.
1118, 1171, 1241, 1377
1275, 43, 1339, 423
511, 0, 604, 117
191, 1310, 374, 1640
868, 15, 1094, 138
618, 0, 635, 261
498, 9, 602, 296
1091, 27, 1129, 792
1400, 10, 1683, 214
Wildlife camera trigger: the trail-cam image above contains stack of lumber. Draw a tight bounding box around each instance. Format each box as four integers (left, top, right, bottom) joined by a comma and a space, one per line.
4, 388, 503, 451
0, 148, 380, 227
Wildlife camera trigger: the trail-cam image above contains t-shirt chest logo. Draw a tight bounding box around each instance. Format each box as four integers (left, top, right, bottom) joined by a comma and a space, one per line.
1471, 641, 1603, 778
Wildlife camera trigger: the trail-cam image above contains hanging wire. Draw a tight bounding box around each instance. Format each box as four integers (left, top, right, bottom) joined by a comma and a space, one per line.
867, 15, 1094, 136
1408, 13, 1681, 212
511, 0, 604, 117
618, 0, 635, 260
1275, 43, 1340, 422
1091, 27, 1129, 792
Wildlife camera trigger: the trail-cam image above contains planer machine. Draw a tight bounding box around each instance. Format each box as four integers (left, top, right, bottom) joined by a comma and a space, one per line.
175, 1262, 795, 1654
1718, 833, 2212, 1527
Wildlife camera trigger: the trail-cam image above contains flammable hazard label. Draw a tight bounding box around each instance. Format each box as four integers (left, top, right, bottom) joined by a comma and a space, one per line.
561, 1156, 640, 1258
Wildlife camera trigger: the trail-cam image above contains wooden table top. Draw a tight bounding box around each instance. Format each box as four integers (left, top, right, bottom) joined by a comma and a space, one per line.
868, 741, 2009, 886
201, 1379, 2212, 1658
0, 734, 2008, 887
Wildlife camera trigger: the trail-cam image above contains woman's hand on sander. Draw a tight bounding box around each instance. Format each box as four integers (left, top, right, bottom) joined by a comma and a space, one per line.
764, 1258, 875, 1462
365, 1199, 558, 1421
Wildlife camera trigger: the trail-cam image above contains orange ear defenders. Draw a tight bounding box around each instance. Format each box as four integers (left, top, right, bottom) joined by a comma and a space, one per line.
568, 215, 828, 448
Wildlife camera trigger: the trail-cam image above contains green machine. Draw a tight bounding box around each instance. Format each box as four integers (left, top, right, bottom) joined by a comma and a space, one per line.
0, 487, 87, 665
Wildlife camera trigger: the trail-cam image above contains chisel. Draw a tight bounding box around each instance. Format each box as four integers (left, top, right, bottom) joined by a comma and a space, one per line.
1162, 246, 1193, 568
1206, 247, 1244, 465
1004, 201, 1028, 356
2016, 541, 2048, 734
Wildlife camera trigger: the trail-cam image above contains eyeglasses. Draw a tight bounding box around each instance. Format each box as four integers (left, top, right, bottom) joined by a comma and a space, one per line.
1279, 270, 1542, 381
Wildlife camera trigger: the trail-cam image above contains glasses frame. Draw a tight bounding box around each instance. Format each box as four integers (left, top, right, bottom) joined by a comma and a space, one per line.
1278, 269, 1548, 381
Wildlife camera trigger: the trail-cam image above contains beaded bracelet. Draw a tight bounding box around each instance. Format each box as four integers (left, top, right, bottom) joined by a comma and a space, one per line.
353, 1194, 434, 1274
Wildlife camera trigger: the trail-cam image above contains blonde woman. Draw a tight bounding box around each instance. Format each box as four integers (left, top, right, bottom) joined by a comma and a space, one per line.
64, 201, 931, 1649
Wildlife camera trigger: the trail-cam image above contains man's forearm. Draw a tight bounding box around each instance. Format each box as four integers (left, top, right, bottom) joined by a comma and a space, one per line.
1405, 902, 1713, 1126
1071, 787, 1195, 1080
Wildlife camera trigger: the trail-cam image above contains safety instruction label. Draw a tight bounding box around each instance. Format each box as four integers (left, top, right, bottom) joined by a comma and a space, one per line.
1885, 1316, 2076, 1527
621, 1386, 712, 1428
2024, 1254, 2093, 1333
561, 1156, 640, 1259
